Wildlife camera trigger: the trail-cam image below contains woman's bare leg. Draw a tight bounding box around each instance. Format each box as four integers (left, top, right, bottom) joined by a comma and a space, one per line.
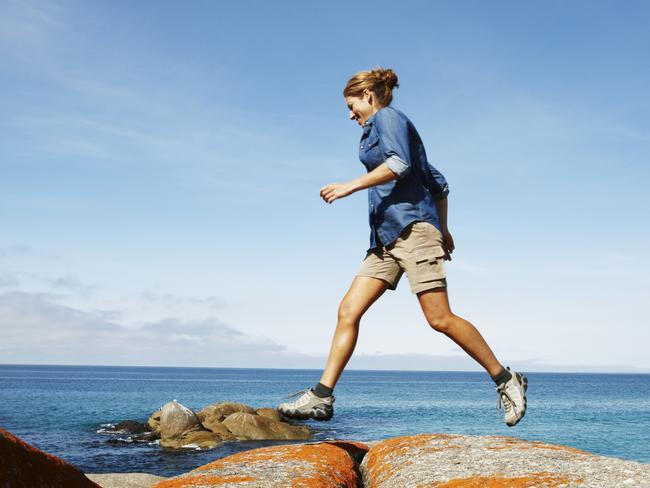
319, 276, 389, 388
417, 288, 503, 378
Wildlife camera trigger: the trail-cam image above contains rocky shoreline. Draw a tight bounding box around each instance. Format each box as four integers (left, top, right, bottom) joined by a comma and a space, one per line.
2, 400, 650, 487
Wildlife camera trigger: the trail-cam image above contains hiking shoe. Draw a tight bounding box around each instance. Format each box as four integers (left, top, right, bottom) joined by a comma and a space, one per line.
496, 368, 528, 427
277, 388, 334, 421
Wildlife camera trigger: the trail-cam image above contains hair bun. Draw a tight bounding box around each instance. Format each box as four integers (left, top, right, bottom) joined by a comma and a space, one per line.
343, 66, 399, 107
372, 67, 399, 90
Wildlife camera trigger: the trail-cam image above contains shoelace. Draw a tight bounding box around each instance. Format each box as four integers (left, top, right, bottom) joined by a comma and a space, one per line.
285, 389, 310, 399
284, 389, 335, 402
496, 387, 517, 418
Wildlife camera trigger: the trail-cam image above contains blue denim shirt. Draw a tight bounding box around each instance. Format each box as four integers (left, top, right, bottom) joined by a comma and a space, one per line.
359, 106, 449, 251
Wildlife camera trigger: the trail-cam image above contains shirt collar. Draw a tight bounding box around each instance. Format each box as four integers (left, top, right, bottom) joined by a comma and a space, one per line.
363, 110, 379, 128
364, 106, 390, 127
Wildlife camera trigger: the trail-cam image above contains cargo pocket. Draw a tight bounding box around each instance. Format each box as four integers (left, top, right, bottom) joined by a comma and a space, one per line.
413, 245, 447, 284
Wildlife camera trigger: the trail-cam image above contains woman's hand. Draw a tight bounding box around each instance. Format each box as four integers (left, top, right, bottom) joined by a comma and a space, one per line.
321, 164, 398, 204
442, 227, 455, 261
320, 182, 356, 204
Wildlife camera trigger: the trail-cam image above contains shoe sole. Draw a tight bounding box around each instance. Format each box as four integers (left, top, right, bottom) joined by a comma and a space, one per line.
507, 373, 528, 427
277, 407, 333, 422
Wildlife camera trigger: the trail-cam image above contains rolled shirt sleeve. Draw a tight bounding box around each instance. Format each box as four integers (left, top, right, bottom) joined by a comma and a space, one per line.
373, 107, 449, 197
425, 162, 450, 200
375, 110, 412, 179
385, 155, 411, 179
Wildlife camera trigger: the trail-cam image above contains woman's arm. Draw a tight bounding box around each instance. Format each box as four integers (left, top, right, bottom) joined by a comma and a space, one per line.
435, 196, 448, 230
320, 163, 397, 204
435, 197, 455, 259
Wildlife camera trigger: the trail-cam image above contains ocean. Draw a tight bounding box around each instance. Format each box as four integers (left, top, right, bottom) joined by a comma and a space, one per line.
0, 365, 648, 477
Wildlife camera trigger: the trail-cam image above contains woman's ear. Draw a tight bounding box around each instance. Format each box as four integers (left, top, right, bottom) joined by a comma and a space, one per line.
363, 89, 372, 104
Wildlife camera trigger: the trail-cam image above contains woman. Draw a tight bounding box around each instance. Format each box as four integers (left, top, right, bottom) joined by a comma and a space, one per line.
277, 67, 527, 427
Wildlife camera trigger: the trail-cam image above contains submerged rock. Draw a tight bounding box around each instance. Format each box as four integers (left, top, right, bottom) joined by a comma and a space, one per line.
99, 419, 159, 444
114, 420, 147, 434
106, 431, 160, 445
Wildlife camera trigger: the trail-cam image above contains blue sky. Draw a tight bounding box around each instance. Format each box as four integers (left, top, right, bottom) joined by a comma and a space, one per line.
1, 0, 649, 371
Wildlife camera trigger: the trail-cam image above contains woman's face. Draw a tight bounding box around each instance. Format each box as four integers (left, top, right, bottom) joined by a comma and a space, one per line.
345, 93, 375, 127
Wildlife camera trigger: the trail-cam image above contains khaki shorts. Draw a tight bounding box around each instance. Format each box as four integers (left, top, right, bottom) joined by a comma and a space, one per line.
356, 221, 447, 294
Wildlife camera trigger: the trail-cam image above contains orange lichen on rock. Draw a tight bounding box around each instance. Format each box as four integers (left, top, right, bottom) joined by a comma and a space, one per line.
527, 441, 590, 455
363, 434, 455, 486
153, 475, 256, 488
419, 471, 583, 487
324, 439, 370, 463
153, 442, 361, 488
0, 428, 100, 488
194, 441, 361, 470
487, 436, 590, 456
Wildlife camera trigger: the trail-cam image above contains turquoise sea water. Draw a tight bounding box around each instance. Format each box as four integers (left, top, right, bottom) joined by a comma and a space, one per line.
0, 365, 648, 476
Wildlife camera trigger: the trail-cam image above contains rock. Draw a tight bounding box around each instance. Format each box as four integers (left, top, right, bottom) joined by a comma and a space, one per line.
114, 420, 147, 434
159, 401, 221, 449
194, 403, 243, 440
161, 429, 221, 450
147, 410, 161, 433
327, 439, 370, 466
159, 401, 201, 439
100, 419, 159, 444
196, 402, 311, 441
196, 402, 255, 424
103, 432, 650, 487
151, 440, 369, 488
254, 407, 284, 422
359, 433, 650, 487
106, 431, 160, 445
142, 400, 315, 449
199, 420, 237, 441
0, 427, 100, 488
86, 473, 166, 488
221, 411, 312, 440
139, 431, 161, 442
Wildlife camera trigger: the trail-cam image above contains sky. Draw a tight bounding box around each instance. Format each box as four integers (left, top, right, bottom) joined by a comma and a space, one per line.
1, 0, 649, 372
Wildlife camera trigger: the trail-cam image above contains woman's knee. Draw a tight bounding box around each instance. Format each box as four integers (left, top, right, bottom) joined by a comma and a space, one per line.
426, 312, 455, 333
337, 300, 363, 327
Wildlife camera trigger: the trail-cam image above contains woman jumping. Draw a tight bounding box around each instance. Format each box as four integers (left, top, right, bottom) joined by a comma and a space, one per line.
277, 67, 528, 427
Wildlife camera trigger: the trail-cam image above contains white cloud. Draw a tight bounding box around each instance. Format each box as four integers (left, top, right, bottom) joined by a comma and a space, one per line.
0, 273, 20, 289
1, 291, 647, 373
46, 275, 98, 293
141, 292, 225, 310
0, 291, 288, 366
0, 245, 33, 258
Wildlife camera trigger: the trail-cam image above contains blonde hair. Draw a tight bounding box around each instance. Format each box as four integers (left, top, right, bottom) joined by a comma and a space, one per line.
343, 67, 399, 107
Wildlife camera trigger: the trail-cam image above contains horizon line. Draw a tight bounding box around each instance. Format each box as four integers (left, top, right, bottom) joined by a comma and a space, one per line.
1, 362, 649, 375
